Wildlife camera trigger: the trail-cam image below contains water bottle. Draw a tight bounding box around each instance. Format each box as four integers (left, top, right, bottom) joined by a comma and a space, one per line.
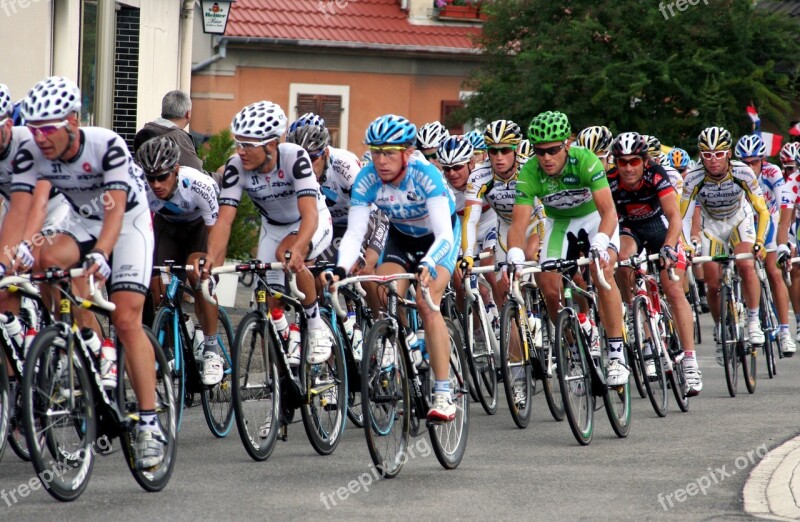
2, 312, 24, 348
80, 327, 102, 358
270, 309, 290, 345
527, 311, 542, 348
183, 314, 197, 355
193, 325, 204, 361
406, 330, 423, 368
100, 338, 117, 389
287, 323, 301, 366
578, 313, 600, 356
344, 312, 363, 362
23, 327, 37, 356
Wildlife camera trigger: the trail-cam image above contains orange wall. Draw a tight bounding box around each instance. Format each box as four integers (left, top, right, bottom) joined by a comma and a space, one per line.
191, 65, 472, 155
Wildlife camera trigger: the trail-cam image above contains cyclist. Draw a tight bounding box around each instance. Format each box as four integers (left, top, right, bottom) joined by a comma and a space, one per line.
517, 139, 532, 163
465, 129, 488, 164
416, 121, 449, 170
199, 101, 333, 367
576, 125, 614, 172
1, 77, 163, 468
734, 135, 795, 355
608, 132, 701, 394
779, 143, 800, 346
328, 114, 459, 422
644, 134, 684, 197
680, 126, 769, 363
510, 111, 629, 386
135, 136, 225, 383
669, 147, 692, 178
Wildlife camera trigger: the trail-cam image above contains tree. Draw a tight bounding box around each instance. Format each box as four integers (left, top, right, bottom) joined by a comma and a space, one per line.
198, 129, 259, 259
459, 0, 800, 152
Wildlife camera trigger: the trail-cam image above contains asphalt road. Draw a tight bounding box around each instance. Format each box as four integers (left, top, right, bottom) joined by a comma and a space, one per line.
1, 283, 798, 521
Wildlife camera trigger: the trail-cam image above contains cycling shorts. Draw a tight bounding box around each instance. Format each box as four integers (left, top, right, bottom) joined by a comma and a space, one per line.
57, 208, 154, 295
541, 212, 620, 263
621, 216, 686, 271
380, 217, 460, 277
701, 206, 756, 256
153, 214, 208, 266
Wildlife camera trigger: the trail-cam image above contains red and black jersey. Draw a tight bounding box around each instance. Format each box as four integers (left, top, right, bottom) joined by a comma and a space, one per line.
607, 163, 675, 223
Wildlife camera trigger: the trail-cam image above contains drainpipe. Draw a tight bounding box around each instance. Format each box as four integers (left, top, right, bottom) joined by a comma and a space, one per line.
192, 36, 228, 73
179, 0, 194, 94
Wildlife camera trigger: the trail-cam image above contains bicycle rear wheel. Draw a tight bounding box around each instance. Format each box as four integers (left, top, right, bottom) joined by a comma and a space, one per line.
625, 309, 647, 399
555, 309, 594, 445
232, 311, 280, 462
463, 295, 498, 415
361, 319, 409, 479
662, 304, 690, 412
120, 328, 178, 492
300, 315, 347, 455
0, 360, 8, 462
499, 299, 532, 429
720, 286, 739, 397
346, 303, 370, 429
22, 325, 96, 502
201, 307, 236, 437
153, 307, 186, 432
759, 295, 777, 379
632, 296, 667, 417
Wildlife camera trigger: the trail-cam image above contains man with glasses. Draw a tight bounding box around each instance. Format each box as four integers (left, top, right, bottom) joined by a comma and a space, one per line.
199, 101, 333, 367
1, 76, 163, 469
509, 111, 628, 386
416, 121, 450, 171
734, 135, 795, 356
136, 136, 225, 383
778, 142, 800, 345
680, 126, 769, 363
608, 132, 701, 394
328, 114, 460, 422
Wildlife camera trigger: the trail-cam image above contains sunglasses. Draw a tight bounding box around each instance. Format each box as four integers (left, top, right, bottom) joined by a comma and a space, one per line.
488, 146, 516, 156
742, 158, 762, 166
27, 120, 69, 137
234, 138, 275, 150
308, 149, 326, 160
533, 143, 566, 157
700, 150, 728, 160
423, 151, 439, 160
145, 170, 173, 183
369, 145, 407, 157
442, 163, 467, 174
615, 156, 644, 168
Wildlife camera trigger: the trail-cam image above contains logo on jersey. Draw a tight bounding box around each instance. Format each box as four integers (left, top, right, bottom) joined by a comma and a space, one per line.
83, 162, 92, 173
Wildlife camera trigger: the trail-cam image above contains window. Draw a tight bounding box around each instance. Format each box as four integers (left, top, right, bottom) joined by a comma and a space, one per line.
440, 100, 464, 135
296, 94, 342, 148
79, 1, 98, 126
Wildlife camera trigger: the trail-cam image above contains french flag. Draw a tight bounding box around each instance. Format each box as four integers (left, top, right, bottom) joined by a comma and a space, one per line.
747, 105, 761, 133
762, 132, 783, 157
790, 121, 800, 137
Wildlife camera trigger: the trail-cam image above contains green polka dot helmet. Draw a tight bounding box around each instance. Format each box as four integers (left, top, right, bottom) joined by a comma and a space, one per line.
528, 111, 571, 144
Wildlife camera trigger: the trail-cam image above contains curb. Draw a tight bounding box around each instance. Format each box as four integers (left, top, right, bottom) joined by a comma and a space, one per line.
744, 433, 800, 520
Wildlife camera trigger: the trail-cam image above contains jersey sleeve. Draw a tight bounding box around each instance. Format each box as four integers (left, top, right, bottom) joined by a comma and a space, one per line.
464, 169, 485, 203
191, 177, 220, 225
10, 138, 41, 194
417, 161, 450, 198
651, 165, 676, 199
218, 158, 245, 207
335, 150, 361, 194
100, 134, 138, 193
514, 161, 539, 206
288, 147, 319, 198
350, 167, 378, 207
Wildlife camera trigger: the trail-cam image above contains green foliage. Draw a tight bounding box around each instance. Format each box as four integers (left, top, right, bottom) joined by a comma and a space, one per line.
460, 0, 800, 152
198, 129, 259, 260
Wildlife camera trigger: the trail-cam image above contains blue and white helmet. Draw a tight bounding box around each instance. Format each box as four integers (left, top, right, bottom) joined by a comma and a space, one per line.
21, 76, 81, 121
735, 134, 766, 159
464, 129, 487, 151
231, 101, 287, 140
365, 114, 416, 146
0, 84, 12, 118
438, 136, 474, 166
416, 121, 449, 149
669, 147, 691, 169
288, 112, 325, 133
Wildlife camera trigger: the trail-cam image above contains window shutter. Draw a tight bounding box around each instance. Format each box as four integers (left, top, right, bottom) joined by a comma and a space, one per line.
295, 94, 342, 148
440, 100, 464, 135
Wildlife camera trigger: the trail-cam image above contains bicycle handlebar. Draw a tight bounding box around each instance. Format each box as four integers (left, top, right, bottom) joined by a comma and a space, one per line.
330, 272, 439, 315
0, 275, 40, 296
691, 252, 754, 264
201, 262, 304, 305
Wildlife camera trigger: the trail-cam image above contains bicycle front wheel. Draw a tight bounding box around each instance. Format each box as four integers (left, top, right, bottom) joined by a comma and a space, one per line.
201, 307, 236, 437
22, 325, 96, 502
555, 309, 594, 445
0, 359, 8, 462
742, 341, 757, 394
499, 299, 532, 429
232, 311, 280, 462
361, 319, 409, 479
463, 295, 498, 415
152, 307, 186, 432
632, 296, 667, 417
662, 304, 690, 413
429, 318, 469, 470
720, 286, 739, 397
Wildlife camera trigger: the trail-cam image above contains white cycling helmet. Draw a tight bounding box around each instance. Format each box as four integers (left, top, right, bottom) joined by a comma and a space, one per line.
0, 84, 12, 118
416, 121, 449, 149
780, 142, 800, 165
231, 101, 287, 140
438, 136, 474, 166
576, 126, 613, 154
21, 76, 81, 121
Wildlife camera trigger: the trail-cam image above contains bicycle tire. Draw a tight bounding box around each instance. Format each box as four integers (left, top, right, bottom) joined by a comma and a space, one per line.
345, 297, 372, 429
537, 306, 564, 422
300, 314, 347, 456
361, 319, 409, 479
22, 325, 96, 502
555, 309, 594, 445
625, 306, 647, 399
152, 307, 186, 432
632, 296, 667, 417
742, 341, 757, 394
599, 327, 632, 438
429, 318, 469, 470
232, 311, 281, 462
662, 304, 690, 412
201, 307, 236, 437
463, 294, 498, 415
498, 299, 532, 429
119, 327, 178, 492
720, 286, 739, 397
760, 293, 776, 379
0, 359, 8, 462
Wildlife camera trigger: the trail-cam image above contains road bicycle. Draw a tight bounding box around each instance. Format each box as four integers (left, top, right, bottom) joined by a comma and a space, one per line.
21, 269, 176, 501
332, 272, 469, 478
151, 262, 235, 436
203, 260, 347, 461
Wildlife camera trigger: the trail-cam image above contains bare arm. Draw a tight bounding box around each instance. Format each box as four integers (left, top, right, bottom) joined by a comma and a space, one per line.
21, 180, 53, 242
205, 205, 238, 269
592, 186, 619, 238
286, 196, 319, 272
0, 192, 33, 268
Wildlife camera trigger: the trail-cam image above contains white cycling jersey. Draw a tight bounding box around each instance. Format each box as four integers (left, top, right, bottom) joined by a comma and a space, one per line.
12, 127, 149, 219
757, 161, 790, 215
320, 146, 361, 226
663, 163, 684, 197
0, 127, 32, 199
219, 143, 327, 224
147, 166, 220, 225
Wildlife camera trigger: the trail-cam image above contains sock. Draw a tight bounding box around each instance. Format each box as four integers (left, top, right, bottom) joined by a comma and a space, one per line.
780, 324, 790, 334
138, 410, 159, 432
304, 302, 324, 330
697, 282, 706, 298
203, 335, 220, 355
608, 337, 624, 362
434, 379, 450, 394
795, 313, 800, 326
747, 309, 759, 322
684, 350, 698, 370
